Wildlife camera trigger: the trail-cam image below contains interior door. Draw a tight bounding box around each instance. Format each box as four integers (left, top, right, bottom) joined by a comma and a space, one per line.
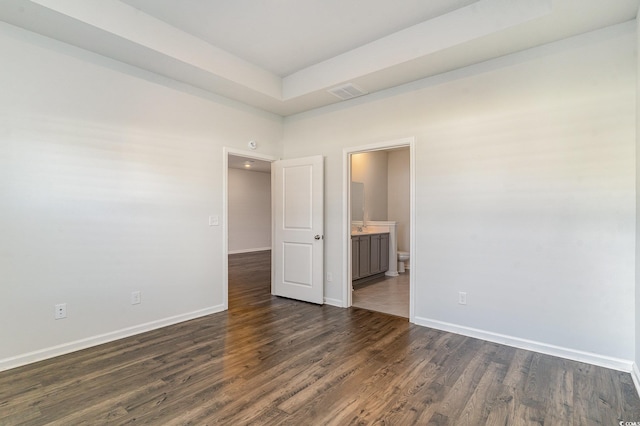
273, 155, 324, 304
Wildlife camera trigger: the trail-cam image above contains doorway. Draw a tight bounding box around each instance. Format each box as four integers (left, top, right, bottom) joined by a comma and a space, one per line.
223, 149, 326, 309
343, 138, 415, 321
222, 148, 276, 310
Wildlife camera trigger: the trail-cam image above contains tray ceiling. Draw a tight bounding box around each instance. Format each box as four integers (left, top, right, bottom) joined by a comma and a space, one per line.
0, 0, 638, 116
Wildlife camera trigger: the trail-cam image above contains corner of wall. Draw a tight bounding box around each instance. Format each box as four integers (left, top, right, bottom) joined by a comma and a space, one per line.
635, 9, 640, 397
415, 315, 635, 373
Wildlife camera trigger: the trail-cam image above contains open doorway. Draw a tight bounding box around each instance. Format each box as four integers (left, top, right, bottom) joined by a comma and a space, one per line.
222, 148, 276, 310
227, 154, 272, 254
344, 138, 415, 321
351, 148, 410, 317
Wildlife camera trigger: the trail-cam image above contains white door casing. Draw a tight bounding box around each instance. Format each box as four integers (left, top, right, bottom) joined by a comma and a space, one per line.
222, 147, 277, 310
273, 155, 324, 304
343, 137, 415, 321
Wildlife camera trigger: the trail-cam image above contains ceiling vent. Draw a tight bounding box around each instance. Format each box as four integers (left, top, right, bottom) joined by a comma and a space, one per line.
328, 83, 368, 100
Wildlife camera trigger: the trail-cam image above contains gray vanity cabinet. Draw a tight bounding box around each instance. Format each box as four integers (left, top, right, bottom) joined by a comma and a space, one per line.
352, 237, 360, 279
379, 233, 389, 272
370, 234, 381, 274
352, 235, 370, 279
351, 233, 389, 283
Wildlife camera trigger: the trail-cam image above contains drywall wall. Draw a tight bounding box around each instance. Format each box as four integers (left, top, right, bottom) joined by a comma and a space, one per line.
0, 23, 282, 368
228, 168, 271, 253
387, 148, 410, 253
351, 151, 388, 221
636, 12, 640, 380
283, 22, 636, 363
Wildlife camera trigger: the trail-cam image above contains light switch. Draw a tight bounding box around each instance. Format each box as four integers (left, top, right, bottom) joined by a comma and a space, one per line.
209, 215, 219, 226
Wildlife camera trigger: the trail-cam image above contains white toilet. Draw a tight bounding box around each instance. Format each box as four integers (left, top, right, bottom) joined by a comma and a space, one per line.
397, 251, 410, 273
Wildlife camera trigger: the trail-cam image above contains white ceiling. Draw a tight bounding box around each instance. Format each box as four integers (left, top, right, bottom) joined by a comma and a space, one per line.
0, 0, 638, 116
120, 0, 481, 77
228, 155, 272, 173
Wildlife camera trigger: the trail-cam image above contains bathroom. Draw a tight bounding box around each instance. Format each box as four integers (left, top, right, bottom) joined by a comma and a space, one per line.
350, 147, 410, 318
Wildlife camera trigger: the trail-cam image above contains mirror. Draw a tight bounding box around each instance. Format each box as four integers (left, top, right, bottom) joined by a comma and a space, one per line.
351, 181, 364, 222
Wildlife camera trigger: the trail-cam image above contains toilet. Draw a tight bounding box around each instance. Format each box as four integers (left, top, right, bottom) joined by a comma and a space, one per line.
397, 251, 410, 273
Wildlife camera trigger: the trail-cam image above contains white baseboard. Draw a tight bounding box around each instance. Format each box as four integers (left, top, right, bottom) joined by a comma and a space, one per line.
228, 247, 271, 254
323, 297, 343, 307
632, 363, 640, 397
0, 305, 225, 372
385, 272, 399, 277
414, 316, 633, 373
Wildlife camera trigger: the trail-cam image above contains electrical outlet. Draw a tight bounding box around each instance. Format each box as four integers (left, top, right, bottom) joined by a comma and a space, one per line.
131, 291, 141, 305
209, 215, 219, 226
458, 292, 467, 305
327, 272, 333, 282
55, 303, 67, 319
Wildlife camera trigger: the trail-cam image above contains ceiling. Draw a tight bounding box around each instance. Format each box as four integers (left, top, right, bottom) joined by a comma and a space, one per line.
229, 155, 271, 173
121, 0, 481, 77
0, 0, 638, 116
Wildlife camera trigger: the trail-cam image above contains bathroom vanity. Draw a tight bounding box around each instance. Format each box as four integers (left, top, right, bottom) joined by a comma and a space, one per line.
351, 232, 389, 284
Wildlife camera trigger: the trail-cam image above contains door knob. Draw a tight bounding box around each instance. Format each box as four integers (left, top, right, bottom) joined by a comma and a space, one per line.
314, 235, 321, 240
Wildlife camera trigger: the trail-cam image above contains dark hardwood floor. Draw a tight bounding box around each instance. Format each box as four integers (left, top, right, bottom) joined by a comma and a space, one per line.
2, 250, 640, 424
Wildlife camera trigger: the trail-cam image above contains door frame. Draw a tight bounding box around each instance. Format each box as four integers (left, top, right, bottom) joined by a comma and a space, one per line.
342, 137, 416, 321
222, 147, 278, 310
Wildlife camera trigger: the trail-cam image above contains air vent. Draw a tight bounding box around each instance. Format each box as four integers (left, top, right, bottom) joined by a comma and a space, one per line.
328, 83, 368, 100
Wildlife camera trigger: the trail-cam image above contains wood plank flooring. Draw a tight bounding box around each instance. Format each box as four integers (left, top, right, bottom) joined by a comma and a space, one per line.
2, 250, 640, 424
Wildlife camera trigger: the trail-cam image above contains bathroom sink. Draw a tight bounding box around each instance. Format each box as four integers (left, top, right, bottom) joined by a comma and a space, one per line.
351, 229, 388, 236
351, 225, 392, 236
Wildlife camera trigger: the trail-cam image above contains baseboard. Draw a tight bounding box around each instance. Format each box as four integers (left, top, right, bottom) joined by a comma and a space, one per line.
228, 247, 271, 254
323, 297, 343, 307
414, 316, 633, 373
385, 271, 399, 277
0, 305, 225, 372
632, 363, 640, 397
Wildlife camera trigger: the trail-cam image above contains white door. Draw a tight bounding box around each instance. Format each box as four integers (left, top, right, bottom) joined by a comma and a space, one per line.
273, 155, 324, 304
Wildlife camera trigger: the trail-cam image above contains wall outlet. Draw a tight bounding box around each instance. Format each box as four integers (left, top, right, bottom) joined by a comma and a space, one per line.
131, 291, 141, 305
209, 215, 219, 226
327, 272, 333, 282
55, 303, 67, 319
458, 292, 467, 305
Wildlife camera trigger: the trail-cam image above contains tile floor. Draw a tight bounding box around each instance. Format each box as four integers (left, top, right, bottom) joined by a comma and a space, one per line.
352, 271, 409, 318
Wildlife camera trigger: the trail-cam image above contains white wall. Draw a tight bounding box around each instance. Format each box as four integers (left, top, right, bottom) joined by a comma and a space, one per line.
0, 23, 282, 368
228, 168, 271, 253
284, 23, 636, 363
387, 148, 410, 253
635, 12, 640, 380
351, 151, 388, 221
